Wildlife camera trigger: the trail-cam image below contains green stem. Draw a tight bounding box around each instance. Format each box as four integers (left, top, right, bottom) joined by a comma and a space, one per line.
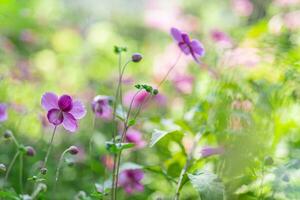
5, 151, 19, 183
174, 133, 201, 200
19, 154, 23, 193
54, 149, 68, 192
43, 126, 57, 169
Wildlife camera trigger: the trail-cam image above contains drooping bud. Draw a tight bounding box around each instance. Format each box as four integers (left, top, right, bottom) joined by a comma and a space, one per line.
26, 146, 36, 157
131, 53, 143, 63
4, 130, 12, 139
68, 146, 79, 155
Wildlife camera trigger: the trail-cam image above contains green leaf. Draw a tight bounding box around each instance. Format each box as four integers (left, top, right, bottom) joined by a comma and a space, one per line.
105, 142, 134, 154
127, 119, 136, 127
149, 129, 182, 147
187, 170, 225, 200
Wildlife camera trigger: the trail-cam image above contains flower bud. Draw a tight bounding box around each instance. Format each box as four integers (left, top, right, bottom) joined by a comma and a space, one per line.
131, 53, 143, 62
0, 163, 6, 172
68, 146, 79, 155
264, 156, 274, 166
40, 167, 47, 175
26, 146, 36, 157
4, 130, 12, 139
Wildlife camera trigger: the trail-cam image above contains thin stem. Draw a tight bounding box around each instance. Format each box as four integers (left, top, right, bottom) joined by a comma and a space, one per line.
89, 115, 97, 158
5, 151, 19, 183
19, 154, 23, 193
54, 149, 68, 191
43, 126, 57, 168
174, 133, 201, 200
10, 134, 20, 148
31, 183, 46, 199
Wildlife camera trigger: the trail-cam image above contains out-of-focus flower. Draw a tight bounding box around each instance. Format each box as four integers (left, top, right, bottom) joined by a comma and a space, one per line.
210, 30, 233, 48
172, 74, 194, 94
0, 103, 8, 122
101, 155, 114, 171
91, 95, 112, 120
284, 11, 300, 31
125, 128, 146, 149
170, 27, 205, 63
200, 146, 225, 157
41, 92, 86, 132
269, 14, 284, 35
123, 90, 166, 109
274, 0, 300, 7
118, 169, 144, 194
231, 0, 253, 17
221, 48, 260, 68
144, 0, 198, 33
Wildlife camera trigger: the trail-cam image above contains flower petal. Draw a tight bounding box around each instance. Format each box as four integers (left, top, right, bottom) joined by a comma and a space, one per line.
58, 95, 73, 112
179, 43, 190, 55
41, 92, 58, 111
182, 33, 190, 44
62, 112, 78, 132
190, 40, 205, 56
0, 103, 7, 122
69, 100, 86, 119
170, 27, 183, 42
47, 109, 63, 125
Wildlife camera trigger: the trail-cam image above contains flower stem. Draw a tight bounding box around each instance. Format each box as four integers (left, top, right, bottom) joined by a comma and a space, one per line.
19, 154, 23, 193
5, 151, 19, 183
43, 126, 57, 169
54, 149, 68, 192
174, 133, 201, 200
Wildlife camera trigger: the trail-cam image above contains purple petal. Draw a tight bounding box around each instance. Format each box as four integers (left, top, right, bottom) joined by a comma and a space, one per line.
182, 33, 190, 44
190, 40, 205, 56
134, 182, 144, 192
41, 92, 58, 111
179, 43, 191, 55
69, 100, 86, 119
132, 169, 144, 181
170, 27, 183, 42
62, 112, 78, 132
58, 95, 73, 112
0, 103, 8, 122
47, 109, 63, 125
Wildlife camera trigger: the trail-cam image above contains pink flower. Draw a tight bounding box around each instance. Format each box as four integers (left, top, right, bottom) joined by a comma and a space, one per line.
125, 128, 146, 149
201, 146, 225, 158
284, 11, 300, 30
210, 30, 233, 48
91, 95, 112, 120
41, 92, 86, 132
170, 27, 205, 63
231, 0, 253, 17
172, 74, 194, 94
123, 90, 166, 109
118, 169, 144, 195
0, 103, 8, 122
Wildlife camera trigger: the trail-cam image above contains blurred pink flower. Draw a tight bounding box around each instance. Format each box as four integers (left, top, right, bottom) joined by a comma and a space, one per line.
123, 90, 166, 109
0, 103, 8, 122
274, 0, 300, 7
221, 48, 260, 68
172, 74, 194, 94
20, 29, 36, 43
101, 155, 114, 171
144, 0, 198, 32
284, 11, 300, 30
125, 128, 146, 149
201, 146, 225, 158
231, 0, 253, 17
91, 95, 112, 121
210, 29, 233, 48
118, 169, 144, 195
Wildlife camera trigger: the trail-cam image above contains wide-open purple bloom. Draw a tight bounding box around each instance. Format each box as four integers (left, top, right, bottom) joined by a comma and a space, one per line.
41, 92, 86, 132
0, 103, 8, 122
201, 146, 225, 158
91, 95, 112, 120
170, 27, 205, 63
118, 169, 144, 195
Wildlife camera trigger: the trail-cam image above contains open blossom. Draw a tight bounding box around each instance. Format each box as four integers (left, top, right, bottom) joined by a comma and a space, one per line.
123, 90, 166, 109
91, 95, 112, 120
118, 169, 144, 194
201, 146, 225, 158
170, 27, 205, 63
125, 128, 146, 149
41, 92, 86, 132
0, 103, 8, 122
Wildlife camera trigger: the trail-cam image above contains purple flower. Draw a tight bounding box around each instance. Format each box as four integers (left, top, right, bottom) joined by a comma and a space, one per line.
118, 169, 144, 195
170, 27, 205, 63
41, 92, 86, 132
91, 95, 112, 120
123, 90, 166, 109
201, 146, 225, 158
125, 128, 146, 149
0, 103, 8, 122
